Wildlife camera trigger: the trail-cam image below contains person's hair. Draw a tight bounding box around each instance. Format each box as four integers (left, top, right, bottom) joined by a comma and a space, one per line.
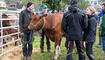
87, 6, 96, 14
102, 2, 105, 7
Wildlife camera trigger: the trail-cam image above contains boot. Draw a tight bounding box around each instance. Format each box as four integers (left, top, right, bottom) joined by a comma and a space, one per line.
27, 56, 31, 60
47, 49, 51, 52
23, 56, 27, 60
41, 48, 44, 53
87, 54, 95, 60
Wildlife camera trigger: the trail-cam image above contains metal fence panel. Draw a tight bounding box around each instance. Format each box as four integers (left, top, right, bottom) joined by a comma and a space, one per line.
0, 10, 21, 56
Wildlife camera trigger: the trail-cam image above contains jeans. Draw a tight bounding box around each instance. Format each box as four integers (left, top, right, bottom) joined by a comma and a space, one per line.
102, 36, 105, 52
40, 30, 50, 50
22, 31, 34, 56
86, 42, 95, 60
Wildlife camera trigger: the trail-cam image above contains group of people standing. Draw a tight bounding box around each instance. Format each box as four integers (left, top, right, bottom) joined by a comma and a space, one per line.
62, 0, 105, 60
19, 0, 105, 60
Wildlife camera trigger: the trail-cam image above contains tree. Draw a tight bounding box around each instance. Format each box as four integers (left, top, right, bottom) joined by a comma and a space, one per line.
5, 0, 22, 4
78, 0, 90, 10
21, 0, 89, 12
22, 0, 42, 8
42, 0, 62, 13
5, 0, 13, 4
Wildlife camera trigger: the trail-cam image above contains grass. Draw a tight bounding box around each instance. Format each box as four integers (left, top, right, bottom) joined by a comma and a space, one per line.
32, 29, 105, 60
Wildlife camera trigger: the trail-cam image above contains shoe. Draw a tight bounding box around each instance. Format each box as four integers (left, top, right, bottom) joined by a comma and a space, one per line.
23, 56, 27, 60
27, 56, 31, 60
97, 45, 102, 48
47, 49, 51, 52
41, 49, 44, 53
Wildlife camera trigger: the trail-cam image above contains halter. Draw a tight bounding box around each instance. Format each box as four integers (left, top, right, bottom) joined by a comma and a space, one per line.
30, 17, 45, 30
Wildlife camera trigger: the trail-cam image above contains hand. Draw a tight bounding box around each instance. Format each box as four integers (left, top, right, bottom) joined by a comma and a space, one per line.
20, 33, 24, 36
97, 26, 100, 30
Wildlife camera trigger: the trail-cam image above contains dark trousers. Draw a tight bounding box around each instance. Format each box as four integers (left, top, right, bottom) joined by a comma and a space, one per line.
66, 40, 85, 60
22, 31, 33, 56
102, 36, 105, 52
98, 29, 102, 45
86, 42, 95, 60
40, 30, 50, 50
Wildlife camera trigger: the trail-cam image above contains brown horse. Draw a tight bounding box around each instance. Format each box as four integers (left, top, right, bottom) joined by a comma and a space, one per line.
28, 13, 65, 60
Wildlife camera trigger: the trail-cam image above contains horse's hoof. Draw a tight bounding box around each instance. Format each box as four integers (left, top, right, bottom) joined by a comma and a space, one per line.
54, 56, 58, 60
53, 58, 57, 60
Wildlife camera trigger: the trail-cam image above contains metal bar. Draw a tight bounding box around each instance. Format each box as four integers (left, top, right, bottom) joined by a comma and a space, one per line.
0, 38, 21, 47
17, 13, 20, 45
0, 11, 3, 55
0, 10, 22, 56
0, 45, 22, 56
0, 32, 20, 38
0, 25, 19, 29
0, 18, 19, 20
0, 10, 20, 14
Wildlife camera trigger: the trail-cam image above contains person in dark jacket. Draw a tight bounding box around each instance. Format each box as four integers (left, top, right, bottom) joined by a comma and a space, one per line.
62, 0, 88, 60
19, 2, 34, 60
101, 3, 105, 53
84, 6, 97, 60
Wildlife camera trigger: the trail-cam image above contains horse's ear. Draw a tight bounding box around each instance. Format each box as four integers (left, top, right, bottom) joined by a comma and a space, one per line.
40, 14, 48, 19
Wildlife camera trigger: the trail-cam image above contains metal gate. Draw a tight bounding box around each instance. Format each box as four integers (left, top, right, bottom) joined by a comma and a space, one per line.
0, 10, 21, 56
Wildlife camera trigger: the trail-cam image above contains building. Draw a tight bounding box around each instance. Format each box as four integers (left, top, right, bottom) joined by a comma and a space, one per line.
8, 2, 23, 9
0, 1, 6, 7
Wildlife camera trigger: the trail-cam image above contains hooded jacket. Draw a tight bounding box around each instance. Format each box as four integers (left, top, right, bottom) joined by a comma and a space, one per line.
62, 4, 88, 40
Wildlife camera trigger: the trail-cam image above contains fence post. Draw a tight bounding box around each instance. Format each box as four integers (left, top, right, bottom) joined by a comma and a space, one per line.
0, 11, 3, 55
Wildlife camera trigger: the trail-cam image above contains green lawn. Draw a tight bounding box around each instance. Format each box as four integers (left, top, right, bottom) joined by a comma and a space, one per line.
32, 30, 105, 60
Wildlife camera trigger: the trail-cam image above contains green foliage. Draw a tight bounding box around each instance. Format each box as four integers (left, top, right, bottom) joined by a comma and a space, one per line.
21, 0, 89, 12
42, 0, 89, 13
5, 0, 22, 4
5, 0, 12, 4
22, 0, 42, 8
42, 0, 62, 13
78, 0, 90, 10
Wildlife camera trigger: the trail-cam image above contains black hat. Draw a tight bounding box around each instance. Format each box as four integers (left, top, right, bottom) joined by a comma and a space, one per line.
27, 2, 33, 8
70, 0, 78, 5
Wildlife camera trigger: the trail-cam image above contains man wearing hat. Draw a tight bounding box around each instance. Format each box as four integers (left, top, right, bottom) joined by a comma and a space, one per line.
40, 5, 51, 53
19, 2, 34, 60
62, 0, 87, 60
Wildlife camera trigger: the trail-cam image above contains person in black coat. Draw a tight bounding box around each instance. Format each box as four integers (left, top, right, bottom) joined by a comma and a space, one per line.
19, 2, 34, 60
83, 6, 97, 60
62, 0, 88, 60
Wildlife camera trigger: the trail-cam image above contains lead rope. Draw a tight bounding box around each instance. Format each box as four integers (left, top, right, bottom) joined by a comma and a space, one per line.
67, 40, 70, 52
80, 40, 83, 49
41, 17, 45, 30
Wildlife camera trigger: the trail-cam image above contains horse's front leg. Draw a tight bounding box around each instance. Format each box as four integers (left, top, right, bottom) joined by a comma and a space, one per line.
54, 38, 61, 60
54, 45, 60, 60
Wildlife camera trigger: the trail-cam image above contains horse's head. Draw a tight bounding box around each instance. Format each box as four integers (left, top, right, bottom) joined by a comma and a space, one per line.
2, 14, 11, 27
28, 14, 47, 31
